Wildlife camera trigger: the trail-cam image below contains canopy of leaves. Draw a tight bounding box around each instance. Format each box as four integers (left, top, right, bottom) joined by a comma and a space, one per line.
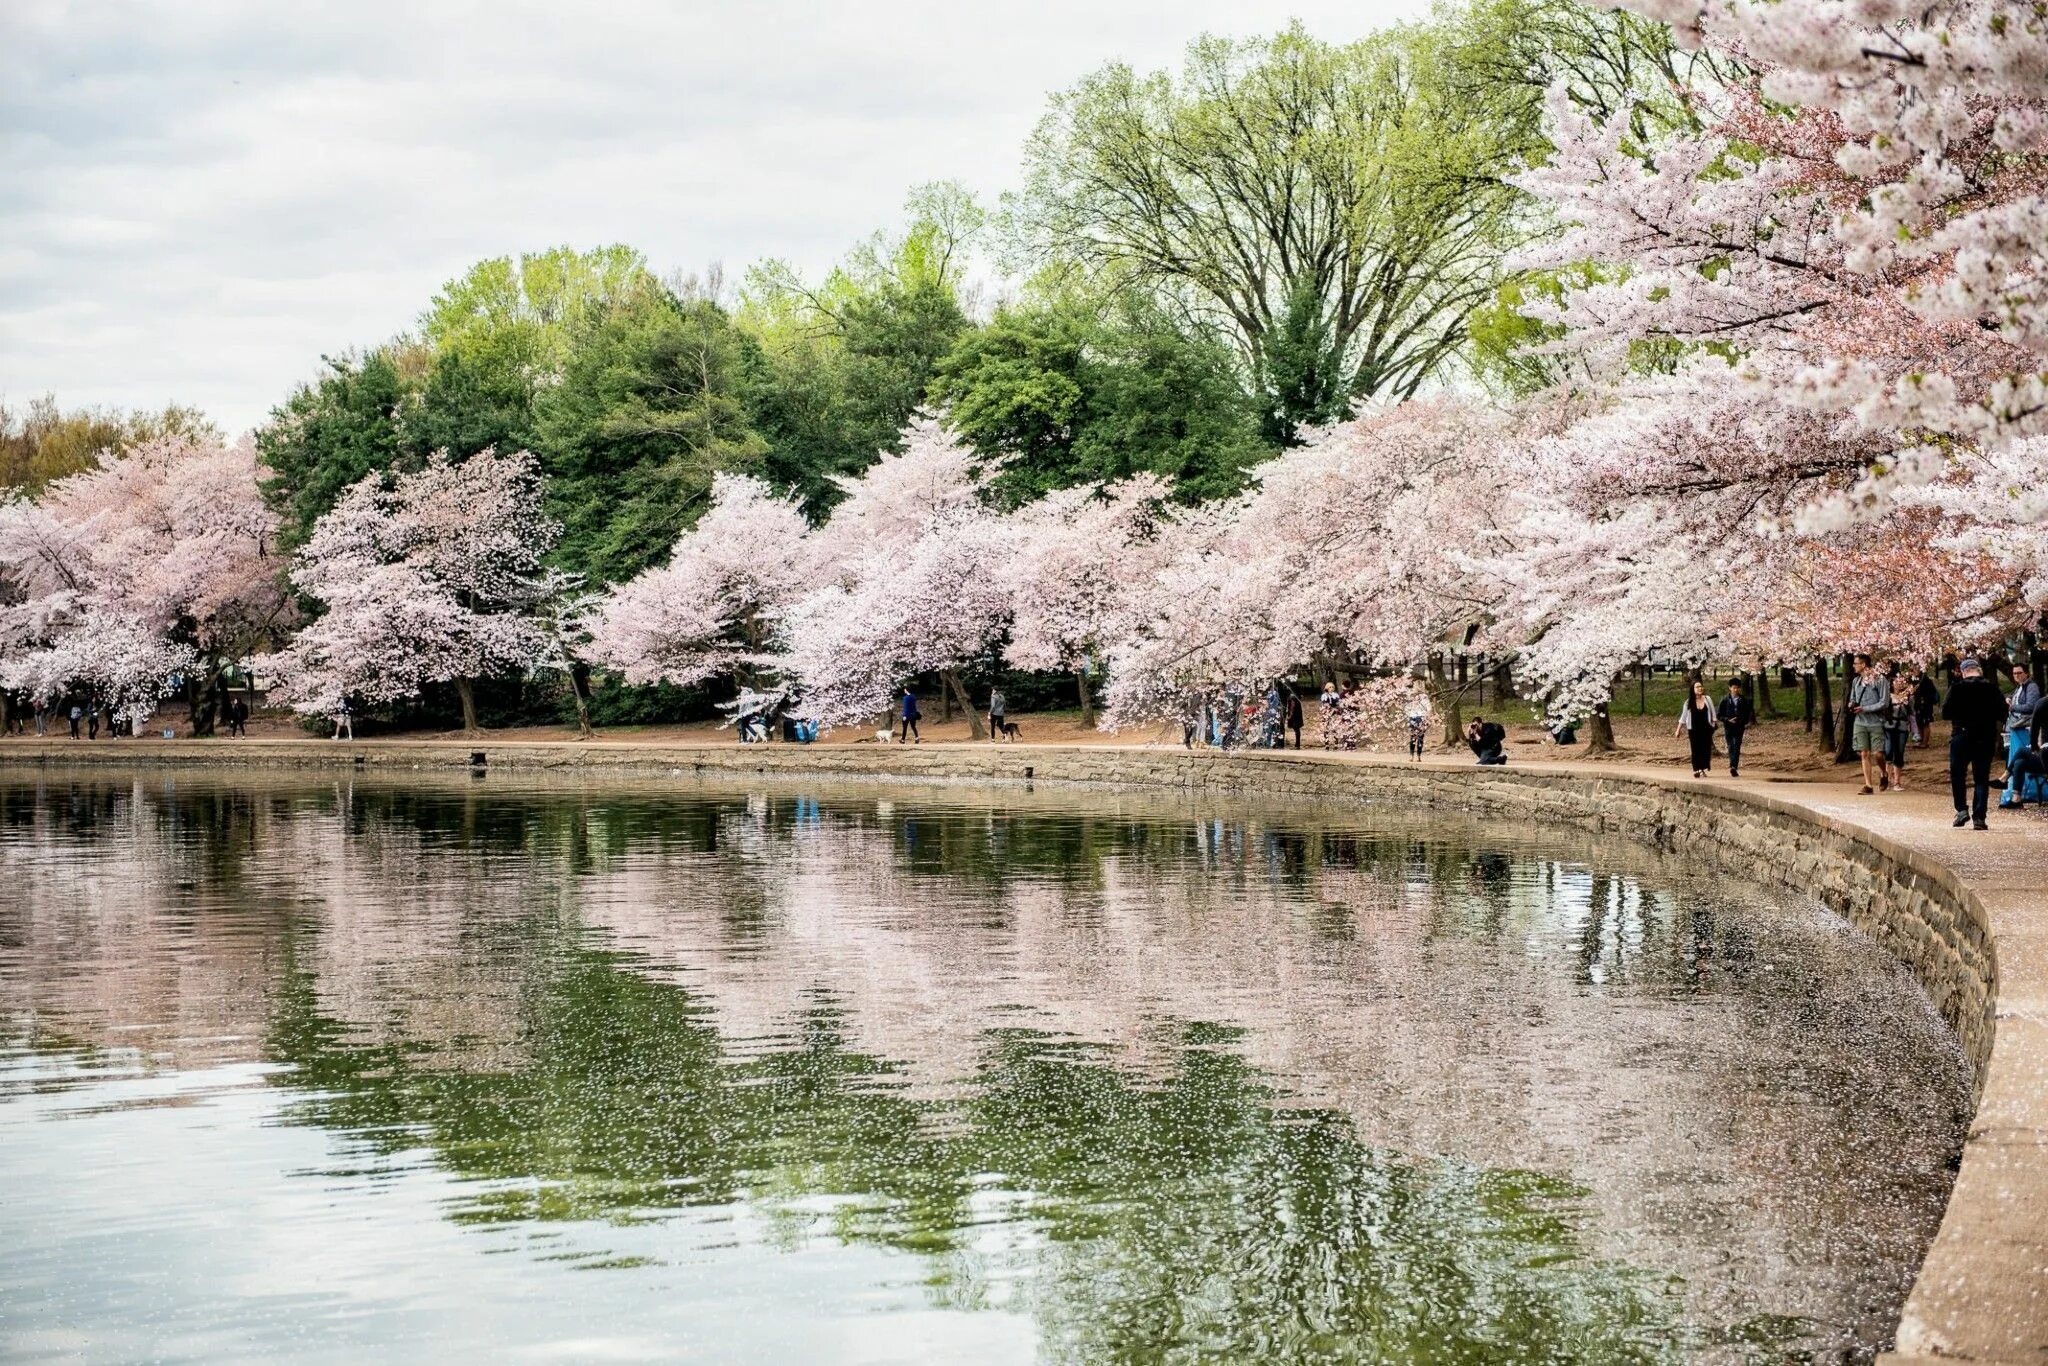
931, 300, 1269, 504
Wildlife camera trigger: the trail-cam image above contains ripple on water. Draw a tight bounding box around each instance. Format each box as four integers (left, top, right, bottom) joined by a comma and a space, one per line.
0, 768, 1970, 1364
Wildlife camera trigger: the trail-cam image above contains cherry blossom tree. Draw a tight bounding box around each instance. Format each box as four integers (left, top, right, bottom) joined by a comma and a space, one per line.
258, 449, 556, 733
1002, 475, 1169, 724
0, 433, 286, 732
1100, 399, 1516, 740
582, 473, 812, 693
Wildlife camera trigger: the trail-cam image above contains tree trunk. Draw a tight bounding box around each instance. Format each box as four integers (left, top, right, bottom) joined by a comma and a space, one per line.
1075, 668, 1095, 727
1427, 654, 1463, 748
568, 663, 594, 740
1803, 670, 1815, 731
1585, 701, 1615, 755
1637, 666, 1647, 716
941, 680, 954, 722
1754, 669, 1778, 719
455, 677, 480, 735
192, 657, 226, 738
1814, 655, 1835, 752
942, 669, 984, 740
1833, 651, 1859, 764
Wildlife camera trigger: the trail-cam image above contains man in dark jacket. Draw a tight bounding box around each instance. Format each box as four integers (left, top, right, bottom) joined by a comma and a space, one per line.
1465, 716, 1507, 765
1942, 658, 2007, 828
1716, 679, 1756, 778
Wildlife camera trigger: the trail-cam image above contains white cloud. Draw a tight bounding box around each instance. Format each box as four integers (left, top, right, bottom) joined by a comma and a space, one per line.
0, 0, 1432, 434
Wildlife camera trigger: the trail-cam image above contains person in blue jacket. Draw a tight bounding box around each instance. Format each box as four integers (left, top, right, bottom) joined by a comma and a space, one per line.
898, 687, 921, 744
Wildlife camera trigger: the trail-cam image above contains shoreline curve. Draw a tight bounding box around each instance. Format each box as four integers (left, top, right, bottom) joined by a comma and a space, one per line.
5, 736, 2042, 1363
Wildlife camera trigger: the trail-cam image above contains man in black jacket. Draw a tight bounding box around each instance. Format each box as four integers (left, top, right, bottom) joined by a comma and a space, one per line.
1716, 679, 1756, 778
1942, 657, 2007, 828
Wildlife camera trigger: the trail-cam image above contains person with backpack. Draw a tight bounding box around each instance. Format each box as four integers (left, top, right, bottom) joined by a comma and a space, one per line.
1284, 687, 1304, 750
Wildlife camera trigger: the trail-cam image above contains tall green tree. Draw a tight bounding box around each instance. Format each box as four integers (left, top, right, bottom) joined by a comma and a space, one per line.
738, 184, 979, 512
1006, 14, 1547, 442
931, 300, 1268, 504
256, 349, 412, 551
533, 282, 766, 583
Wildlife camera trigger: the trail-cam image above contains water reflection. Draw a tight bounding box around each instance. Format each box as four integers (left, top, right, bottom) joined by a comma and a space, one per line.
0, 769, 1970, 1364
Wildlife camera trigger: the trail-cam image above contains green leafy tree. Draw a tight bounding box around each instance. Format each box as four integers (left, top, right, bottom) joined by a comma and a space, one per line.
739, 184, 980, 512
0, 395, 217, 495
256, 349, 412, 551
932, 300, 1268, 503
533, 283, 767, 583
1006, 14, 1547, 441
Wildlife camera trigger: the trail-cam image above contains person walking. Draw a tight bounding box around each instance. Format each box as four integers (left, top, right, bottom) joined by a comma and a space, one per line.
1911, 668, 1940, 747
1883, 673, 1915, 792
1716, 678, 1755, 778
332, 698, 354, 742
1406, 705, 1427, 762
1847, 654, 1891, 794
32, 697, 47, 737
987, 686, 1006, 743
1675, 679, 1717, 777
1943, 657, 2006, 829
1284, 687, 1304, 751
2000, 662, 2040, 809
898, 687, 921, 744
86, 699, 99, 740
67, 702, 82, 739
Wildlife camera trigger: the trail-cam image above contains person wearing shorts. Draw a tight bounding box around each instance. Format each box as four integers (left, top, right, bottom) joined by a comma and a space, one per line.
1847, 655, 1891, 794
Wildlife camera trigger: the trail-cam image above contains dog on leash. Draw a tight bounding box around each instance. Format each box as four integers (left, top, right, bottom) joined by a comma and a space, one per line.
875, 728, 894, 744
998, 721, 1022, 742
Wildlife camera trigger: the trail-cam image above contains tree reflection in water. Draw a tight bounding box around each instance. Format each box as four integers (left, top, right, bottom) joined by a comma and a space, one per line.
0, 770, 1969, 1364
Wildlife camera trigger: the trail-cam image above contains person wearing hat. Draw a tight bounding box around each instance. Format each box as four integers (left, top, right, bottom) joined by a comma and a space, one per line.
1941, 657, 2007, 829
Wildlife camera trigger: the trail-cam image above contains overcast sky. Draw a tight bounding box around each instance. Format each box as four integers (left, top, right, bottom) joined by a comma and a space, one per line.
2, 1, 1432, 435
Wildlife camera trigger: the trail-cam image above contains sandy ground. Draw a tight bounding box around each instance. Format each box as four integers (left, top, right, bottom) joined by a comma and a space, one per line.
2, 697, 1966, 794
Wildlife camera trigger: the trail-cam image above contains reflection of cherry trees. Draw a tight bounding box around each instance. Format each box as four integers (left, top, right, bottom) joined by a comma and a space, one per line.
3, 772, 1965, 1361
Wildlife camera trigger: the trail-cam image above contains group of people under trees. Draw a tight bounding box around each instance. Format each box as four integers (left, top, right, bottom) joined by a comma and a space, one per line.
1675, 655, 2044, 831
3, 692, 250, 740
1175, 683, 1307, 752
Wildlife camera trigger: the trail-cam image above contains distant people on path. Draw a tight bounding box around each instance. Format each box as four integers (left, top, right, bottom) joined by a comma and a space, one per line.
86, 702, 99, 740
332, 699, 354, 742
2001, 663, 2040, 810
228, 697, 249, 737
32, 698, 47, 736
1716, 679, 1754, 778
1260, 683, 1283, 749
68, 703, 82, 739
1284, 687, 1304, 750
1943, 657, 2006, 829
1465, 716, 1507, 765
1407, 703, 1428, 761
987, 686, 1005, 743
1882, 673, 1915, 792
1675, 679, 1717, 777
898, 687, 921, 744
1911, 669, 1940, 747
1847, 654, 1890, 794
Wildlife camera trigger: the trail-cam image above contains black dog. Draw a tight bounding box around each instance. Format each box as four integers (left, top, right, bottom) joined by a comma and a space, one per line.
999, 721, 1022, 742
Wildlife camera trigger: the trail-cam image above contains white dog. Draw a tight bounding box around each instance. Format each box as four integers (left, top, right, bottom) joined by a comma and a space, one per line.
875, 728, 894, 744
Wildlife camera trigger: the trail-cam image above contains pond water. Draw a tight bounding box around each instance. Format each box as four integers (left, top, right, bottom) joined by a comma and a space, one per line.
0, 768, 1970, 1364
